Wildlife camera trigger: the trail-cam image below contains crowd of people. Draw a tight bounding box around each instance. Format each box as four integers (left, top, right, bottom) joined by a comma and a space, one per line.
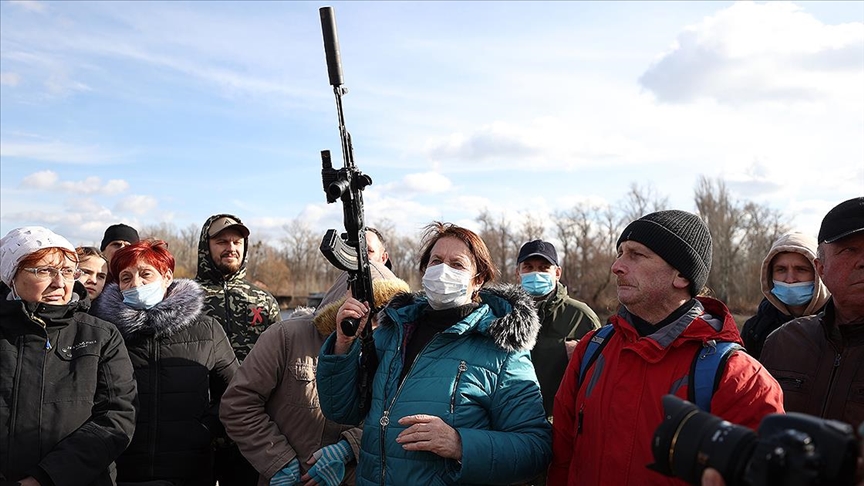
0, 197, 861, 486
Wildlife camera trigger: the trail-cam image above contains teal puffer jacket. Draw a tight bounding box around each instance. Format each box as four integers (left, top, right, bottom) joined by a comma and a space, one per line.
317, 284, 551, 486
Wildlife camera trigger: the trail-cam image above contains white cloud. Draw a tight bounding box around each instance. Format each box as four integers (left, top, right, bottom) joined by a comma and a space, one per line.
9, 0, 45, 13
58, 176, 129, 195
0, 72, 21, 86
21, 170, 58, 188
401, 172, 453, 194
639, 1, 864, 104
0, 140, 120, 164
114, 195, 158, 215
18, 170, 130, 195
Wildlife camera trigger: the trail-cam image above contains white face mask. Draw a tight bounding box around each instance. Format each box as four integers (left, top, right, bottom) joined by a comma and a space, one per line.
422, 263, 474, 310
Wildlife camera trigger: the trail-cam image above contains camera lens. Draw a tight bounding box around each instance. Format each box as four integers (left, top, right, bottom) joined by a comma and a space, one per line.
650, 395, 758, 485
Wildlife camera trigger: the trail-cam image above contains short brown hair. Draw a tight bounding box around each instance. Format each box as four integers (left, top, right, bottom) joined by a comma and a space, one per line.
418, 222, 498, 287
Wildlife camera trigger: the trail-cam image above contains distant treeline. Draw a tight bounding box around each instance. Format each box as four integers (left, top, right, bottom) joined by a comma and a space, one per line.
141, 176, 789, 322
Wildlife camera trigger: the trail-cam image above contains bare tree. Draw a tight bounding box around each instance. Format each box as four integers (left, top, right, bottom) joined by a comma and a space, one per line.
694, 176, 745, 306
139, 222, 199, 279
620, 182, 670, 223
475, 209, 517, 283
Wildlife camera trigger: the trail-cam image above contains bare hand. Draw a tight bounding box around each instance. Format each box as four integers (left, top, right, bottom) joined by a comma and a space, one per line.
565, 339, 579, 360
701, 468, 725, 486
333, 297, 370, 355
19, 478, 41, 486
396, 414, 462, 460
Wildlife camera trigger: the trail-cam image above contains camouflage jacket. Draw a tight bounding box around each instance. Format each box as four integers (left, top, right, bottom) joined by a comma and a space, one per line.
195, 214, 281, 362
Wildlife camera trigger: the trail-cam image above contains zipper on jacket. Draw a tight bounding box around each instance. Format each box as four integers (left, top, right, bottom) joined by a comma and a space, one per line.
577, 404, 584, 434
148, 337, 160, 478
450, 360, 468, 414
222, 281, 233, 335
820, 348, 842, 418
379, 411, 390, 485
378, 333, 445, 486
778, 377, 804, 389
8, 340, 26, 452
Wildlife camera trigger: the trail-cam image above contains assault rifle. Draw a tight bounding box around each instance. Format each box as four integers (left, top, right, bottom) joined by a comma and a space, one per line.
318, 6, 377, 413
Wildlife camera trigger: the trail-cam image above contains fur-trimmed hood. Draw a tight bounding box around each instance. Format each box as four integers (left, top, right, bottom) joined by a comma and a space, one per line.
312, 261, 411, 338
381, 283, 540, 352
92, 279, 206, 340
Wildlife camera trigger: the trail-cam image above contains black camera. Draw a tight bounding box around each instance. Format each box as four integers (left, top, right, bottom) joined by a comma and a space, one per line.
648, 395, 860, 486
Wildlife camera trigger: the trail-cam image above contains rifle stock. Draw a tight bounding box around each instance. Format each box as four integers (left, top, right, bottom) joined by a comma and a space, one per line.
318, 6, 378, 414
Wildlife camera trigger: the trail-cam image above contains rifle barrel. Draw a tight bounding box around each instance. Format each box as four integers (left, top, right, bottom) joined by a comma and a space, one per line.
319, 7, 344, 87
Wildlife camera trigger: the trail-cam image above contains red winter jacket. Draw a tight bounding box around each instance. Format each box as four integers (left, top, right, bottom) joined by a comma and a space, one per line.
548, 297, 784, 486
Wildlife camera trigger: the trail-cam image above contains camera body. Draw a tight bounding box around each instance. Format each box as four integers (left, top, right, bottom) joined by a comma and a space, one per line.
649, 395, 860, 486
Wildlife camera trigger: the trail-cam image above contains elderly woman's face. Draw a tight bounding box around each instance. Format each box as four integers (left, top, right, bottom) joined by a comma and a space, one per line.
117, 261, 172, 294
13, 252, 77, 305
428, 236, 480, 295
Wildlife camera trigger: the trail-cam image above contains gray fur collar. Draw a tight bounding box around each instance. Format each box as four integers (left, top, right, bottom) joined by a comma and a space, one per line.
92, 279, 206, 340
381, 283, 540, 352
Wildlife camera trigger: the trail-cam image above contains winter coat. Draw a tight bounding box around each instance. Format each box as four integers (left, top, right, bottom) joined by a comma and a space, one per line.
92, 280, 239, 486
220, 262, 408, 486
741, 232, 830, 360
531, 282, 600, 416
549, 297, 784, 486
761, 300, 864, 426
317, 285, 552, 486
220, 308, 362, 486
195, 213, 280, 362
0, 282, 137, 486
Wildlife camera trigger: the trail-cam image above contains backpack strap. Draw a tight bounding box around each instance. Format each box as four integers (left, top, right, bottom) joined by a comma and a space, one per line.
689, 340, 743, 413
578, 324, 615, 389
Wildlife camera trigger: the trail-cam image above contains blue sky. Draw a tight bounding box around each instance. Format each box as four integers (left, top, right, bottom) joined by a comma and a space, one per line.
1, 0, 862, 248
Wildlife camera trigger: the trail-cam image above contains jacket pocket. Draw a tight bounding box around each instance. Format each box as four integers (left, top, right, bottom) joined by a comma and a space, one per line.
44, 345, 100, 404
287, 359, 318, 408
771, 369, 812, 413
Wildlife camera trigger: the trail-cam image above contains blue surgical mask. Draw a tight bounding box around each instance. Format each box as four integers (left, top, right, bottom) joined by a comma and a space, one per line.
521, 272, 556, 297
122, 281, 165, 310
770, 280, 814, 307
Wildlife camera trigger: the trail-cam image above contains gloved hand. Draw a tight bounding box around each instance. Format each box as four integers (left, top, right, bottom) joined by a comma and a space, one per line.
304, 440, 353, 486
270, 458, 301, 486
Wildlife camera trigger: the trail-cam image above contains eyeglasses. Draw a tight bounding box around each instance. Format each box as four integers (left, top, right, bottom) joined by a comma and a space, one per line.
21, 266, 82, 281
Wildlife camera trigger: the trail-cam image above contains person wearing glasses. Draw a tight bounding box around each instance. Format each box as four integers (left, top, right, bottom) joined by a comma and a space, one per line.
0, 226, 137, 486
91, 239, 239, 486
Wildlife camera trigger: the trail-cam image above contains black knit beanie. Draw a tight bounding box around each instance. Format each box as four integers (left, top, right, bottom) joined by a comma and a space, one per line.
100, 223, 140, 251
616, 210, 712, 296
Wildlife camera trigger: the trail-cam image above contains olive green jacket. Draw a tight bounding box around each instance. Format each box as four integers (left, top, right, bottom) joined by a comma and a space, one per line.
532, 282, 601, 417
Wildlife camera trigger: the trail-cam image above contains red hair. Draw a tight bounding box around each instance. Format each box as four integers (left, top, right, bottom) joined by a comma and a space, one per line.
110, 239, 175, 283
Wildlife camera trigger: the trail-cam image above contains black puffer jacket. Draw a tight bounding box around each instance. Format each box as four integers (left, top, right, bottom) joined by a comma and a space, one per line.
0, 282, 137, 486
92, 279, 238, 486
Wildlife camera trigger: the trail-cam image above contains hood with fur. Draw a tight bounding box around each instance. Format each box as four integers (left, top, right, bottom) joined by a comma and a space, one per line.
760, 232, 830, 316
92, 279, 206, 340
381, 283, 541, 352
313, 262, 410, 337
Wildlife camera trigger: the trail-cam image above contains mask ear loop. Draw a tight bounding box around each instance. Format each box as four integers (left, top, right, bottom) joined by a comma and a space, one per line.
9, 279, 21, 301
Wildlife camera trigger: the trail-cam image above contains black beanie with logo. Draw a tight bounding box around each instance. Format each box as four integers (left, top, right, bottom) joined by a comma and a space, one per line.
617, 210, 713, 296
